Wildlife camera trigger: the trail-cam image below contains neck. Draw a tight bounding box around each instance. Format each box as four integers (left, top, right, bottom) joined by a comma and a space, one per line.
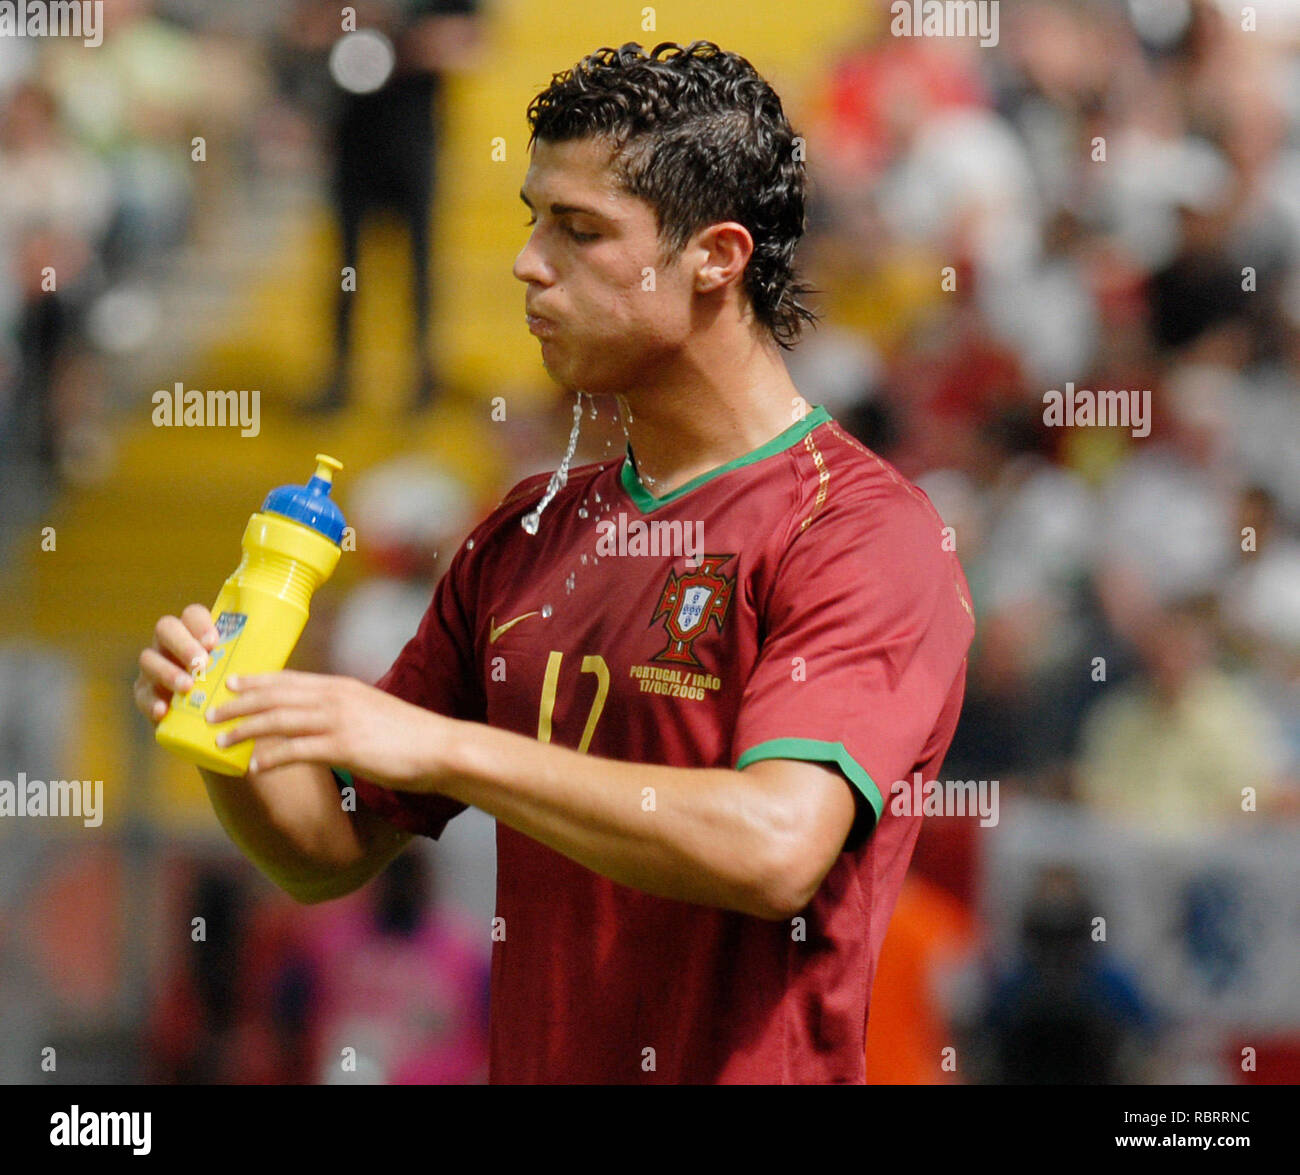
615, 327, 808, 498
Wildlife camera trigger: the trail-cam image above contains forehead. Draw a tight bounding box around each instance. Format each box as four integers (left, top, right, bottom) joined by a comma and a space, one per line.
521, 137, 648, 221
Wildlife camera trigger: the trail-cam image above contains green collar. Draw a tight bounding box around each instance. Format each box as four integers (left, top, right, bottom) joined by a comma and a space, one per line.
619, 405, 831, 514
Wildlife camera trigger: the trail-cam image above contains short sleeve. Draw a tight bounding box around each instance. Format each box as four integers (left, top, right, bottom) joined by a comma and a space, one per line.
732, 485, 975, 846
335, 538, 486, 840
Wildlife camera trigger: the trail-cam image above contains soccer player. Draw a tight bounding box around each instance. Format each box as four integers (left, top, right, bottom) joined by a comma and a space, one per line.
134, 41, 975, 1084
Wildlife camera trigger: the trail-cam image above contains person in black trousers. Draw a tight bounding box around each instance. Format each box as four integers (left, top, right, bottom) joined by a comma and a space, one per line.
288, 1, 483, 414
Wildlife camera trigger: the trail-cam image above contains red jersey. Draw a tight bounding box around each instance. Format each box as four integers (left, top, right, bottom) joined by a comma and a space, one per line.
340, 405, 975, 1083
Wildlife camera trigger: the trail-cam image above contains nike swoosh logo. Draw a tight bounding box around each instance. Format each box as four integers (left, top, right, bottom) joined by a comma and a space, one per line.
489, 611, 539, 643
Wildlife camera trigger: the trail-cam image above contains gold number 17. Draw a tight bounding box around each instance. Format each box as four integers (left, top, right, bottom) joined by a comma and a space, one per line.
537, 651, 610, 752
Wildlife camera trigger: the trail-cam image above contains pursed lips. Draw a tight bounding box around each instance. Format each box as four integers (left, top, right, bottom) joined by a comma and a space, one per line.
526, 311, 556, 337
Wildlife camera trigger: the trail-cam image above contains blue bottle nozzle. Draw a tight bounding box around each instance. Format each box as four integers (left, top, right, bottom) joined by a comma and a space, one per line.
261, 453, 348, 544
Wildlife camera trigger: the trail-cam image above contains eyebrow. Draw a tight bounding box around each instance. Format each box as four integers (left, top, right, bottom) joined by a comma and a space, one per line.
519, 188, 608, 220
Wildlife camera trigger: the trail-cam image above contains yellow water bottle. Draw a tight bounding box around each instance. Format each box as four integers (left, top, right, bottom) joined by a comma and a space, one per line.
155, 454, 348, 775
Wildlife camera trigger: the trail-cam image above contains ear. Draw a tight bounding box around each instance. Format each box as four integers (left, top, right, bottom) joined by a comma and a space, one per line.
691, 222, 754, 295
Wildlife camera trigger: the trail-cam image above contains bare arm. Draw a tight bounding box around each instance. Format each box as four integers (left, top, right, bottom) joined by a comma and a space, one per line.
199, 760, 410, 904
135, 606, 410, 904
211, 672, 861, 920
436, 721, 858, 919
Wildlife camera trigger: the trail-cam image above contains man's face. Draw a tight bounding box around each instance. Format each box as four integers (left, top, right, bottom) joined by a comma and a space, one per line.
513, 136, 696, 396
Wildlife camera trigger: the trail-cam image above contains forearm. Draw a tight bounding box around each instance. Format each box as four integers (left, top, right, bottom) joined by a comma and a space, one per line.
199, 755, 403, 901
205, 671, 844, 914
433, 718, 802, 918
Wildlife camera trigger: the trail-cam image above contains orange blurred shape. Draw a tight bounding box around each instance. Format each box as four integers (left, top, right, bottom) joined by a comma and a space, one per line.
865, 873, 975, 1084
23, 846, 122, 1017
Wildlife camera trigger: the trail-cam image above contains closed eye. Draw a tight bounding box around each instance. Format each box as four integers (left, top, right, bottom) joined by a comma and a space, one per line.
522, 215, 598, 243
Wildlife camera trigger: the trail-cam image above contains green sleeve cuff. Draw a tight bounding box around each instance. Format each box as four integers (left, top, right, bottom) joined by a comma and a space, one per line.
735, 738, 884, 823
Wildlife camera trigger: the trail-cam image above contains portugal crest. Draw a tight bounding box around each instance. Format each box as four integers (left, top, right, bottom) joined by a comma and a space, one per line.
650, 555, 735, 666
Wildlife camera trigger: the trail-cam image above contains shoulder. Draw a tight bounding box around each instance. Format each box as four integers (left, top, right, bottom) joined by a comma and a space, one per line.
782, 417, 953, 561
768, 416, 975, 634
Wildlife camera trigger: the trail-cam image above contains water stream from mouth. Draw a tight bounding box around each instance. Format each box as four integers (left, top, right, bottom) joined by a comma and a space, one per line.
522, 392, 586, 535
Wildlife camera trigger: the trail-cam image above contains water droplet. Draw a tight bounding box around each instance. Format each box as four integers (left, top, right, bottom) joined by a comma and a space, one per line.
594, 491, 601, 504
578, 507, 588, 519
541, 604, 553, 618
564, 573, 576, 593
465, 538, 474, 550
580, 553, 588, 565
521, 394, 585, 536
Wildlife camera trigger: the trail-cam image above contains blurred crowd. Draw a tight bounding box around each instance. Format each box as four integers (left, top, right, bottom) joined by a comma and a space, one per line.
0, 0, 277, 484
799, 0, 1299, 821
2, 0, 1298, 1084
793, 0, 1300, 1083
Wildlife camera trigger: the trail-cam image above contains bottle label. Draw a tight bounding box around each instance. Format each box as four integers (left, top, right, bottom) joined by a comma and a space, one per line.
179, 611, 247, 712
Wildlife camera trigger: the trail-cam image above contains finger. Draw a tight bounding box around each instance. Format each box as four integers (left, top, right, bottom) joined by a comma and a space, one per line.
216, 707, 329, 748
132, 673, 171, 723
180, 603, 219, 650
248, 734, 337, 774
139, 646, 195, 695
154, 614, 210, 676
208, 682, 324, 724
227, 669, 319, 692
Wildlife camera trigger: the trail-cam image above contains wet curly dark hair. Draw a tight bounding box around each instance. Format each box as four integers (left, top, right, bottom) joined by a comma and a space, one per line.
526, 41, 819, 350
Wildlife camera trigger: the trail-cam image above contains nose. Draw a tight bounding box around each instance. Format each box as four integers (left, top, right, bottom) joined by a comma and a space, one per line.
513, 230, 552, 287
